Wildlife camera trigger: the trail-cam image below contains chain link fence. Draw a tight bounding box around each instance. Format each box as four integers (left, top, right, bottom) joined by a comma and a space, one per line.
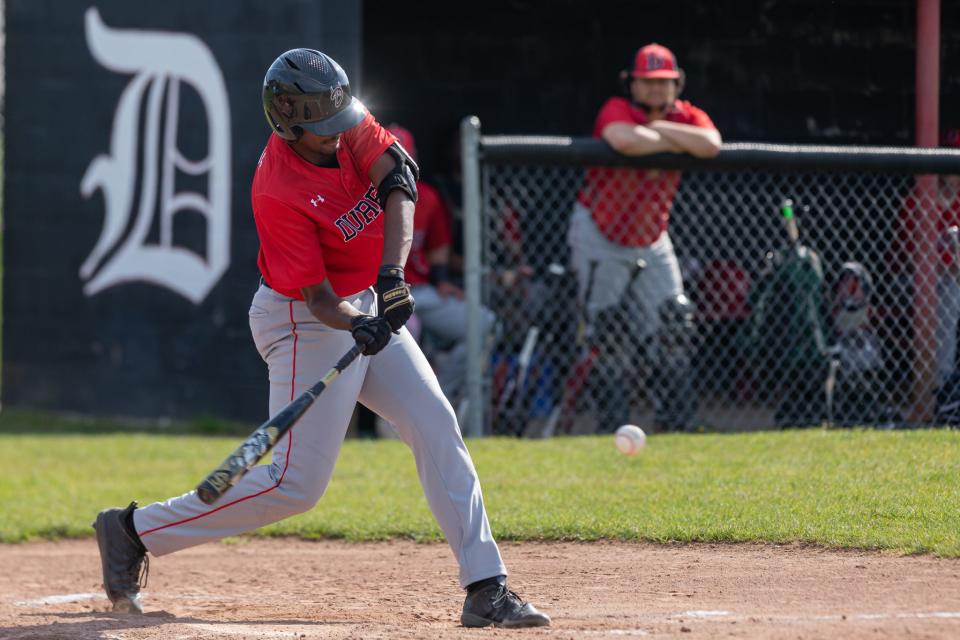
460, 120, 960, 436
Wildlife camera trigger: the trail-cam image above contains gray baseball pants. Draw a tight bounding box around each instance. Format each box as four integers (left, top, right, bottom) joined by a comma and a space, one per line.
133, 284, 507, 587
568, 202, 684, 338
937, 270, 960, 387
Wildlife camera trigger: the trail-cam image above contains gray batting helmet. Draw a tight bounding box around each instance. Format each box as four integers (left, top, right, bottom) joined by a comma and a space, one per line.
262, 48, 365, 140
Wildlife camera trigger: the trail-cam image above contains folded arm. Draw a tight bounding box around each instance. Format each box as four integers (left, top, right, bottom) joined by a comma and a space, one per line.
601, 122, 682, 156
647, 120, 722, 158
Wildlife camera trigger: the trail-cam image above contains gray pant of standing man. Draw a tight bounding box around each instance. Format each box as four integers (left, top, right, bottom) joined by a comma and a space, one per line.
567, 203, 696, 431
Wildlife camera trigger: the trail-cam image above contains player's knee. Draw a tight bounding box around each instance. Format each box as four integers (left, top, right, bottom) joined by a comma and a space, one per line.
270, 461, 334, 513
402, 390, 459, 437
275, 480, 329, 515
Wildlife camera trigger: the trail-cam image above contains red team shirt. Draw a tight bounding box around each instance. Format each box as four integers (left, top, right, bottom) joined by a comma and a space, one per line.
252, 112, 396, 299
577, 97, 716, 247
405, 182, 452, 286
896, 191, 960, 269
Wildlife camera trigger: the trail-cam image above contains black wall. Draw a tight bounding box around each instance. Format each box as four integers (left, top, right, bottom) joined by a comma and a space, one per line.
362, 0, 960, 182
6, 0, 960, 423
3, 0, 360, 421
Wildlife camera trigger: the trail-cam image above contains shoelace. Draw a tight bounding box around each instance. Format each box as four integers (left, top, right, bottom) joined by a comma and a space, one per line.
491, 586, 523, 609
132, 553, 149, 590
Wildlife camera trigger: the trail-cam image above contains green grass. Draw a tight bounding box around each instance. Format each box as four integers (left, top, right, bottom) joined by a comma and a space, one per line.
2, 423, 958, 556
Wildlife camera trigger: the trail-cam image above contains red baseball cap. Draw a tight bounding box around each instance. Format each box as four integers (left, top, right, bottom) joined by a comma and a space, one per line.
630, 43, 681, 79
387, 123, 418, 162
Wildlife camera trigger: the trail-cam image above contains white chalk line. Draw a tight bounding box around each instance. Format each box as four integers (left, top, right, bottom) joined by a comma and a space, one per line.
177, 625, 326, 639
552, 610, 960, 636
10, 592, 960, 638
11, 591, 237, 607
13, 592, 107, 606
679, 610, 730, 617
570, 631, 648, 637
670, 609, 960, 623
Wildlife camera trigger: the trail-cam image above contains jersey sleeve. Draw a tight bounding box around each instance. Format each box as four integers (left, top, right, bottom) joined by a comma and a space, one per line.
420, 184, 452, 252
253, 194, 327, 290
683, 104, 717, 130
594, 97, 637, 136
342, 111, 397, 180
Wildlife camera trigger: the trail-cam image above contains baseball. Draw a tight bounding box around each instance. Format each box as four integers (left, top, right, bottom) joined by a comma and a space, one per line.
614, 424, 646, 455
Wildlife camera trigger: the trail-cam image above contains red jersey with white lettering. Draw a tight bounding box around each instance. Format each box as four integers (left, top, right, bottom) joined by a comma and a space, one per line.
252, 112, 396, 299
576, 97, 715, 247
405, 182, 452, 286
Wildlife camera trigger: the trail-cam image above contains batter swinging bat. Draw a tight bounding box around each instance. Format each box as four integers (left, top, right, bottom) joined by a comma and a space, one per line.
196, 345, 362, 504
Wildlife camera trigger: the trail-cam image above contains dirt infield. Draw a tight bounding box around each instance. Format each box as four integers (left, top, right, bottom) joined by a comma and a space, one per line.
1, 539, 958, 639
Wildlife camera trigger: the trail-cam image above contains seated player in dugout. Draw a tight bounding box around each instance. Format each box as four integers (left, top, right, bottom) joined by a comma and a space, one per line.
386, 124, 496, 411
91, 49, 550, 629
568, 43, 721, 432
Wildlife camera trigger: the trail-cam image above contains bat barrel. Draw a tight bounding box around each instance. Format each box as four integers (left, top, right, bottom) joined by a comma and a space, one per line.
196, 480, 223, 505
194, 345, 363, 505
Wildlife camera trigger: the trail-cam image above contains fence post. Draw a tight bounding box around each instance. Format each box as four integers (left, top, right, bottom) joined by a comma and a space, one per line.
910, 0, 941, 424
910, 175, 939, 425
461, 116, 484, 437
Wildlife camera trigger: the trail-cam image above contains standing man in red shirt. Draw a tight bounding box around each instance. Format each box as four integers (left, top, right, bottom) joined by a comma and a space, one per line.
92, 49, 549, 629
895, 129, 960, 392
569, 43, 721, 433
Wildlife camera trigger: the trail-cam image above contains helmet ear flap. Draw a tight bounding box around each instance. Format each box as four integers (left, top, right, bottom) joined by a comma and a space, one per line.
264, 103, 302, 142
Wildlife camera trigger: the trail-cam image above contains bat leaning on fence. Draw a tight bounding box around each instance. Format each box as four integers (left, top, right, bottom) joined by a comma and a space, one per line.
195, 345, 362, 505
544, 257, 646, 436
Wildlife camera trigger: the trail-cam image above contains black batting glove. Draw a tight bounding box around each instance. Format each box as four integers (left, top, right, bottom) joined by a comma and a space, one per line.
350, 315, 393, 356
376, 265, 415, 332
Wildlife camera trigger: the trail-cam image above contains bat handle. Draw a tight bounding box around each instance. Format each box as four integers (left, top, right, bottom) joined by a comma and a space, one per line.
947, 225, 959, 252
781, 198, 799, 245
947, 226, 960, 278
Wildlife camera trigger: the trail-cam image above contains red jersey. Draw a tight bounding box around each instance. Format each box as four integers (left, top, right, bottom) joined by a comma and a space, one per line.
577, 97, 715, 247
251, 112, 396, 299
405, 182, 452, 286
896, 189, 960, 269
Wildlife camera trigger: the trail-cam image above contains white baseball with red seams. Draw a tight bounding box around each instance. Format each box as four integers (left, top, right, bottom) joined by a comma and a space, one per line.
614, 424, 646, 455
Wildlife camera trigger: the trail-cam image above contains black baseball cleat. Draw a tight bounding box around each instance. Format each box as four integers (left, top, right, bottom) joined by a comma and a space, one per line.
461, 581, 551, 628
92, 501, 149, 614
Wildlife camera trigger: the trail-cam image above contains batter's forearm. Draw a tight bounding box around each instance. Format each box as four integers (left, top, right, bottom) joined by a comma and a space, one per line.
312, 300, 364, 331
301, 283, 364, 331
381, 191, 414, 268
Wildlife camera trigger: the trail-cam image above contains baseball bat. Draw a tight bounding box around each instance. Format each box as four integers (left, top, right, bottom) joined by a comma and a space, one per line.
195, 345, 362, 505
948, 226, 960, 279
781, 198, 799, 245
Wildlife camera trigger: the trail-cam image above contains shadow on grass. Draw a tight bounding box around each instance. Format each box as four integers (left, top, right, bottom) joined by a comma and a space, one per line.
0, 408, 253, 436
